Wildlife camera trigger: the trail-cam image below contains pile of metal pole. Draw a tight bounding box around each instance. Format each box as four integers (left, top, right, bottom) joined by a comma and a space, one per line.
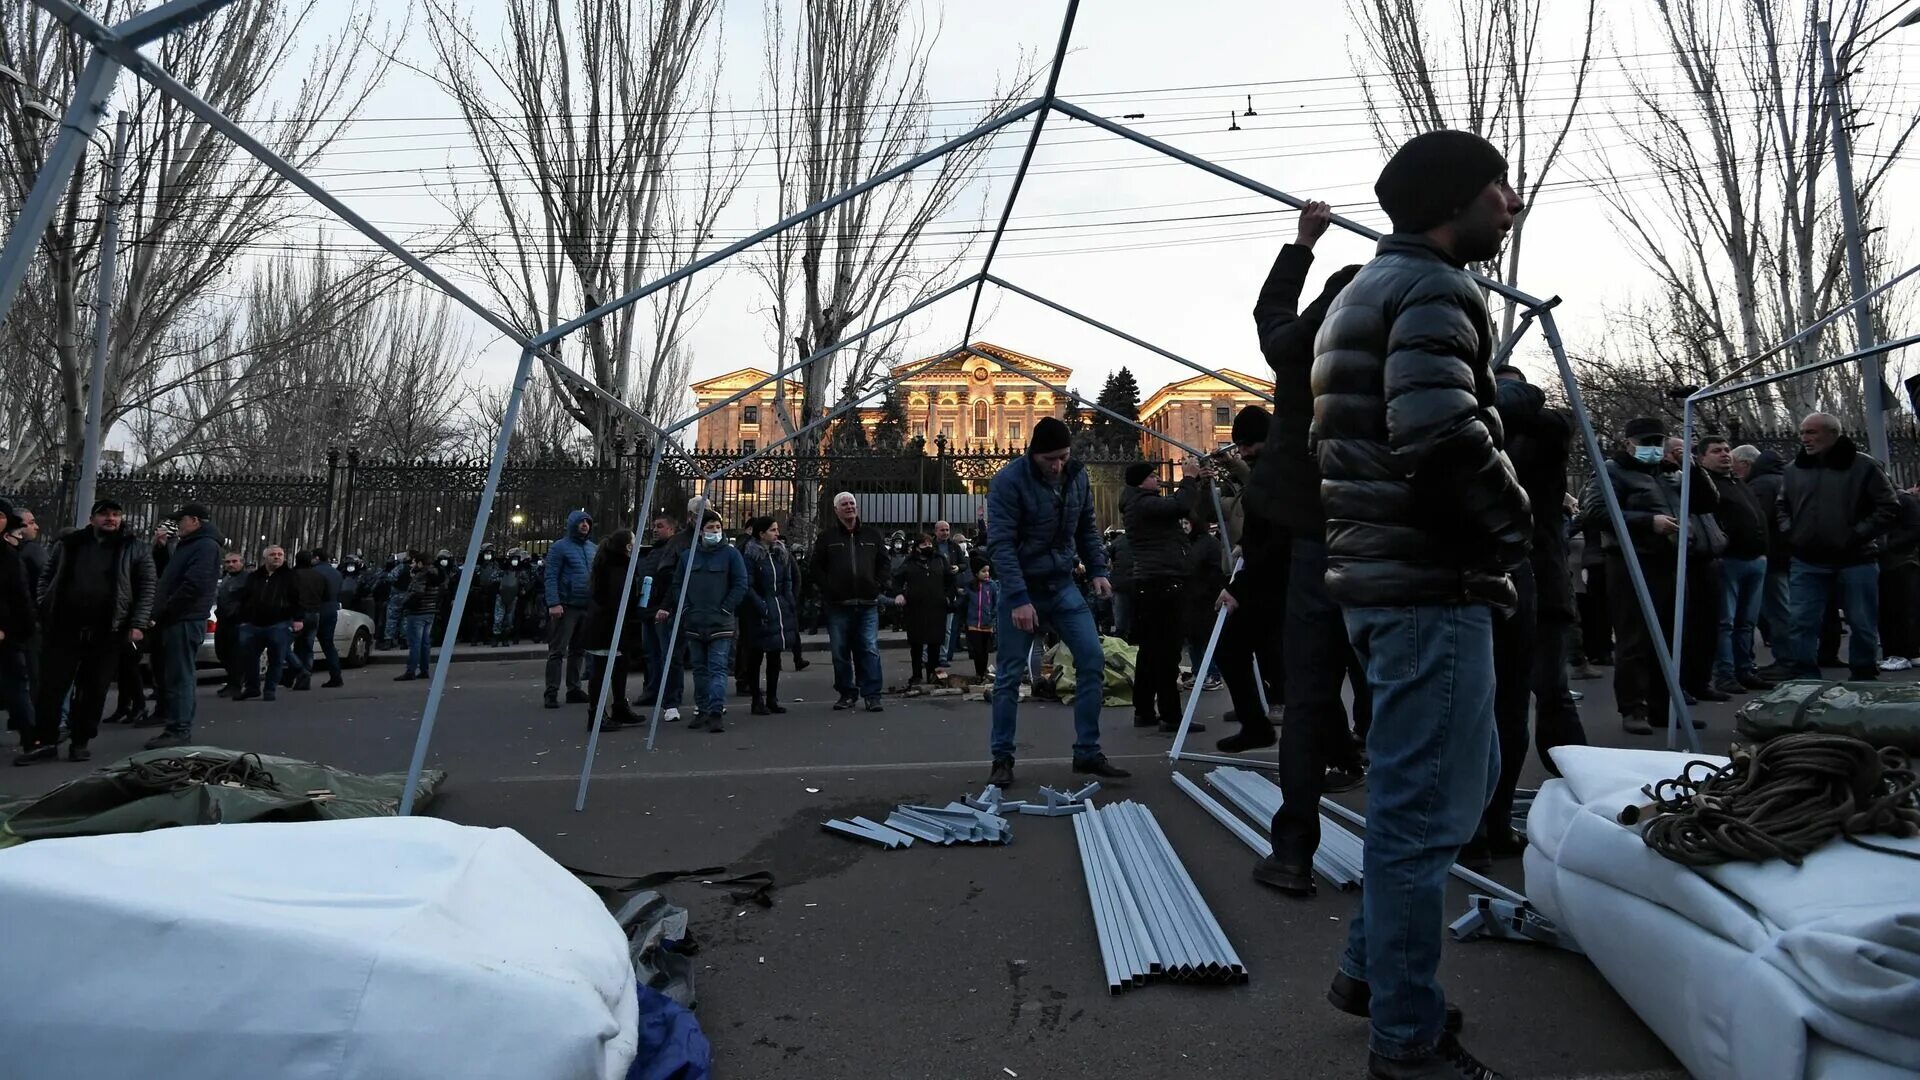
1073, 800, 1246, 994
1198, 767, 1363, 889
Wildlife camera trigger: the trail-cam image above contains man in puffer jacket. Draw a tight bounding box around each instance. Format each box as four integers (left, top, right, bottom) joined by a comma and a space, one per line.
1306, 130, 1529, 1079
544, 509, 597, 709
1776, 413, 1899, 680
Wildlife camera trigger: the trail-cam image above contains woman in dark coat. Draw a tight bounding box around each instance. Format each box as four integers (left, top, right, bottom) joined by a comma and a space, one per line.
742, 516, 800, 714
582, 529, 644, 731
890, 532, 957, 685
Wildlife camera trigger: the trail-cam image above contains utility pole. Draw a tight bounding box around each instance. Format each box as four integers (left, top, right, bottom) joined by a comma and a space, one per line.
1817, 19, 1890, 464
73, 109, 129, 529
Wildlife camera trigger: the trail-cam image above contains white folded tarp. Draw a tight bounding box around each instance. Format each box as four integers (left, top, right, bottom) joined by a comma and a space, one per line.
0, 816, 638, 1080
1526, 745, 1920, 1080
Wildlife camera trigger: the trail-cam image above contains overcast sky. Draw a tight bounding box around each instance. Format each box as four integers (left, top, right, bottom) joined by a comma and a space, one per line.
263, 0, 1920, 418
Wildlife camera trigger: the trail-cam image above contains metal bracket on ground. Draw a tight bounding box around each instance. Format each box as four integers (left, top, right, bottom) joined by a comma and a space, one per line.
1449, 895, 1580, 953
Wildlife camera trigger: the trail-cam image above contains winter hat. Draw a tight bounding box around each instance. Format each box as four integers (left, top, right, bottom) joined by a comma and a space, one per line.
1124, 462, 1157, 488
1623, 417, 1666, 441
1029, 416, 1072, 455
1375, 130, 1507, 234
90, 497, 123, 515
1231, 405, 1271, 447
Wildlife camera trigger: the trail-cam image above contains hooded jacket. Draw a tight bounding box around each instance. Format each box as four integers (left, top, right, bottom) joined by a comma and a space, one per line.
986, 453, 1109, 610
38, 526, 157, 632
545, 510, 598, 607
746, 539, 800, 652
1310, 234, 1532, 610
1778, 436, 1899, 566
1120, 480, 1198, 580
152, 524, 224, 625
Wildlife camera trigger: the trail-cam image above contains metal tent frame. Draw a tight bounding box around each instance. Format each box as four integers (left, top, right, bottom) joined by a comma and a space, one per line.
0, 0, 1693, 814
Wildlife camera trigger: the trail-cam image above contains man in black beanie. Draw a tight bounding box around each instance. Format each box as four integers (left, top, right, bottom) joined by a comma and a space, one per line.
982, 415, 1128, 788
1120, 458, 1201, 734
1309, 131, 1529, 1078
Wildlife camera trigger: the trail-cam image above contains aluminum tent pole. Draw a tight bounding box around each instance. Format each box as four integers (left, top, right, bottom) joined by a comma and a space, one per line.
71, 110, 128, 530
1690, 332, 1920, 404
1700, 261, 1920, 395
981, 275, 1275, 404
575, 441, 667, 810
1169, 559, 1241, 760
1538, 309, 1697, 748
644, 493, 710, 751
1670, 403, 1696, 749
399, 347, 538, 814
958, 0, 1080, 343
1820, 18, 1890, 464
536, 99, 1046, 349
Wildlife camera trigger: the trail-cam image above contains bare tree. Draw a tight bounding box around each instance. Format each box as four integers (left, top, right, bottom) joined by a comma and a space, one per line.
1348, 0, 1599, 336
1586, 0, 1917, 428
0, 0, 398, 485
753, 0, 1033, 533
419, 0, 742, 463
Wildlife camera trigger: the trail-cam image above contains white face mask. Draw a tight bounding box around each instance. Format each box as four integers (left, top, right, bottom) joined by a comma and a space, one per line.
701, 532, 724, 548
1632, 445, 1664, 464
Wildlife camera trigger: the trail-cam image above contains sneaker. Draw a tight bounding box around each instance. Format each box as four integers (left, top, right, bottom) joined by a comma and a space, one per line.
1367, 1033, 1501, 1079
987, 756, 1015, 788
322, 677, 344, 688
1072, 755, 1131, 779
832, 696, 857, 711
864, 698, 884, 713
663, 707, 682, 723
706, 713, 726, 733
565, 688, 591, 704
1251, 855, 1314, 897
687, 713, 711, 732
1215, 727, 1277, 754
1881, 656, 1912, 672
143, 733, 191, 751
1201, 676, 1224, 692
1328, 971, 1464, 1036
542, 694, 559, 709
1621, 711, 1653, 735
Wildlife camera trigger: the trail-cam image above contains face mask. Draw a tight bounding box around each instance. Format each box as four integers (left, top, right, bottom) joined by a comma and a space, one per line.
701, 533, 723, 548
482, 554, 492, 562
509, 558, 521, 568
917, 548, 932, 559
438, 558, 452, 568
1632, 445, 1664, 465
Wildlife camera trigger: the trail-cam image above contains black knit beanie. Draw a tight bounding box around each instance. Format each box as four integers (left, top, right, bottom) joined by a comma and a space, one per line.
1375, 130, 1508, 234
1230, 405, 1271, 447
1029, 416, 1072, 454
1123, 461, 1156, 488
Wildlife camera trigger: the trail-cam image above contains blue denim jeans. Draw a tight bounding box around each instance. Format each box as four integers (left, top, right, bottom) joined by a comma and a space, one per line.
0, 641, 35, 738
403, 613, 434, 676
686, 636, 734, 717
826, 605, 882, 700
1786, 559, 1880, 676
239, 622, 293, 697
1339, 604, 1499, 1061
493, 594, 518, 638
1715, 556, 1766, 682
157, 620, 205, 738
940, 610, 964, 668
991, 578, 1106, 761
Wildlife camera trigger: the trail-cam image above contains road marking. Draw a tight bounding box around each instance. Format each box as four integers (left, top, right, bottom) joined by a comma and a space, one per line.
493, 752, 1169, 784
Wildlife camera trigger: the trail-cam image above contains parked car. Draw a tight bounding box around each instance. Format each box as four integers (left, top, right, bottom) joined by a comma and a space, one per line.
196, 608, 375, 669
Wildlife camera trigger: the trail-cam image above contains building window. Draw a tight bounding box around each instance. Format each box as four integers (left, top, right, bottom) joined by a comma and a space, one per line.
739, 439, 757, 493
941, 422, 954, 441
742, 405, 758, 426
1214, 404, 1231, 428
1008, 420, 1023, 445
972, 399, 989, 439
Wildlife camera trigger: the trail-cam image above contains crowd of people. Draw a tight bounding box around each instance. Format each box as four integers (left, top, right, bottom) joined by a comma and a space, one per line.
2, 499, 369, 766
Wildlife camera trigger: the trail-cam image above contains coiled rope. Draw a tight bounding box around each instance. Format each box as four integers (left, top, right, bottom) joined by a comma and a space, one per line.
122, 752, 279, 795
1635, 733, 1920, 867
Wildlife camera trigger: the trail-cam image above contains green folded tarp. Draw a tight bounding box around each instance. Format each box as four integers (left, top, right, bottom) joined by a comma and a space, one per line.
1736, 680, 1920, 754
1040, 635, 1138, 707
0, 747, 446, 850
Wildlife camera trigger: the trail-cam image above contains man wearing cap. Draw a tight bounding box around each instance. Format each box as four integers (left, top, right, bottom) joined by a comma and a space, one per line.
1309, 131, 1530, 1078
143, 504, 224, 748
983, 416, 1129, 788
0, 498, 37, 749
544, 509, 597, 709
1581, 416, 1720, 737
16, 498, 156, 765
1120, 458, 1201, 734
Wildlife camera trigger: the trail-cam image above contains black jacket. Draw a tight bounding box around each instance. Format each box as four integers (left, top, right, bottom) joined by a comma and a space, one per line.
237, 565, 304, 627
1120, 481, 1197, 580
1778, 436, 1900, 566
1580, 454, 1719, 562
1880, 491, 1920, 570
401, 566, 443, 617
1107, 534, 1135, 593
1248, 244, 1362, 538
1309, 234, 1532, 609
890, 550, 957, 645
0, 541, 35, 642
583, 550, 643, 655
216, 570, 248, 622
1706, 471, 1768, 561
640, 531, 691, 614
152, 525, 224, 625
1745, 450, 1790, 570
1494, 380, 1576, 617
293, 565, 329, 611
809, 519, 889, 606
39, 526, 157, 632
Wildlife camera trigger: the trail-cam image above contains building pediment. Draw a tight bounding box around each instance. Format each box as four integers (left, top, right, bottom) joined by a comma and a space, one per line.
690, 367, 803, 396
890, 341, 1071, 385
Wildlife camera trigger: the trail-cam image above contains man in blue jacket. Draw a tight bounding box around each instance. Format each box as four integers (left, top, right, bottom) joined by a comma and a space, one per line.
145, 504, 224, 748
544, 509, 597, 709
984, 416, 1129, 789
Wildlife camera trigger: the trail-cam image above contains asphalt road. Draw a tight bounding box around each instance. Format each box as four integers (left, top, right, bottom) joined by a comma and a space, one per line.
7, 653, 1808, 1079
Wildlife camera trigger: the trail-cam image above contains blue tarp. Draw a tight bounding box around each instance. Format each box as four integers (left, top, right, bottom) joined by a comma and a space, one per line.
626, 984, 711, 1080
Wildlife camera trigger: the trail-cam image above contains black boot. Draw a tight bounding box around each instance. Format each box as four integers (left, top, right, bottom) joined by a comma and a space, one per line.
1252, 855, 1314, 896
751, 694, 770, 716
1328, 971, 1464, 1035
1071, 755, 1131, 779
706, 712, 726, 734
987, 756, 1015, 788
767, 698, 787, 714
1216, 724, 1277, 753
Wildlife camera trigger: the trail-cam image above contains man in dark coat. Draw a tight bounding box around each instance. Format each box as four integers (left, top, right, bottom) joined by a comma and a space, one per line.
1775, 413, 1899, 680
1877, 485, 1920, 668
1700, 437, 1774, 695
0, 498, 37, 748
233, 545, 304, 703
145, 504, 223, 748
809, 492, 891, 712
1739, 446, 1792, 649
1120, 459, 1200, 733
18, 498, 156, 764
1307, 131, 1529, 1076
639, 511, 691, 720
214, 550, 249, 696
